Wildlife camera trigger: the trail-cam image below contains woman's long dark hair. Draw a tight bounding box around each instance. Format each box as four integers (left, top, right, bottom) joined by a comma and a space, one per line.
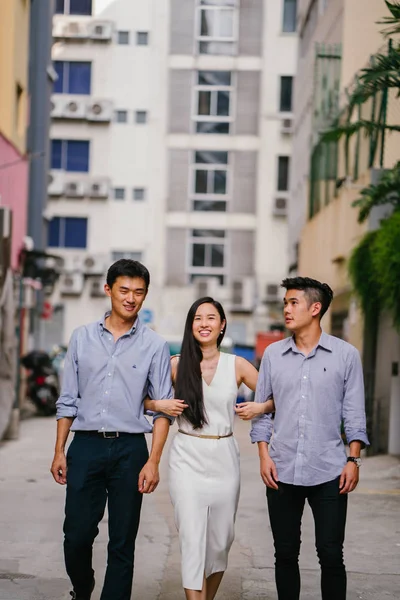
175, 297, 227, 429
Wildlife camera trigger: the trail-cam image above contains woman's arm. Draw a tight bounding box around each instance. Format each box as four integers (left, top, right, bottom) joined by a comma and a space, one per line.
234, 356, 275, 420
143, 355, 187, 417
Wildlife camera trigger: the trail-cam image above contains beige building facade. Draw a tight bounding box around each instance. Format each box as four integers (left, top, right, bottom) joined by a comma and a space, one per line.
291, 0, 400, 452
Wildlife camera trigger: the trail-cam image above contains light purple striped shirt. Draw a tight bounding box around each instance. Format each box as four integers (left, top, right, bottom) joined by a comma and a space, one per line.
56, 313, 173, 433
250, 332, 369, 486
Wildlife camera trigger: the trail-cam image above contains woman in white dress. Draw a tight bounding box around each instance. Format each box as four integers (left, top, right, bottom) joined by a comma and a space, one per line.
146, 297, 274, 599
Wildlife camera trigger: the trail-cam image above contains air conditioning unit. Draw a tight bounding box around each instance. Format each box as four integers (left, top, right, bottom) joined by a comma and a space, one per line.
89, 179, 110, 199
90, 277, 105, 297
82, 254, 108, 275
50, 95, 66, 118
265, 283, 280, 304
56, 20, 89, 40
86, 99, 113, 122
231, 277, 255, 312
88, 21, 113, 41
273, 196, 288, 217
62, 98, 86, 120
193, 277, 220, 299
62, 255, 84, 272
60, 272, 84, 296
64, 181, 86, 198
48, 171, 65, 196
281, 118, 293, 134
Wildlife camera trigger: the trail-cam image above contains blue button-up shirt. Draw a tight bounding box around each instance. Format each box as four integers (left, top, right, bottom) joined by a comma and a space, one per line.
250, 332, 369, 486
56, 313, 173, 433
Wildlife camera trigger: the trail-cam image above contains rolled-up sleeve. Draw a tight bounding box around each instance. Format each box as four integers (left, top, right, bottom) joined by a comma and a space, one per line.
250, 350, 274, 443
147, 341, 174, 423
56, 329, 80, 420
342, 348, 370, 447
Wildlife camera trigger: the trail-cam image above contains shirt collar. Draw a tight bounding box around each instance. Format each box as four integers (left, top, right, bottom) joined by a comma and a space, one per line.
281, 331, 333, 355
99, 311, 140, 336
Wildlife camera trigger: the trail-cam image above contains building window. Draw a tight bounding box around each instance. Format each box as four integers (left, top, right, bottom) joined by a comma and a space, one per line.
48, 217, 88, 249
189, 229, 226, 281
56, 0, 92, 15
112, 251, 143, 261
114, 188, 126, 200
194, 71, 233, 134
115, 110, 128, 123
277, 156, 290, 191
279, 76, 293, 112
192, 151, 229, 212
54, 62, 91, 95
133, 188, 146, 201
136, 31, 149, 45
197, 0, 237, 56
135, 111, 147, 124
51, 140, 90, 172
117, 31, 130, 45
282, 0, 297, 32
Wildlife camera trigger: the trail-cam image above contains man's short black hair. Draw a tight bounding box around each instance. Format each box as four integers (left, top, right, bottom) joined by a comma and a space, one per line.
281, 277, 333, 319
106, 259, 150, 290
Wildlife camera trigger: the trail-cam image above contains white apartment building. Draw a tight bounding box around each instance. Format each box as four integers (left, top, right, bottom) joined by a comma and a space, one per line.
45, 0, 297, 348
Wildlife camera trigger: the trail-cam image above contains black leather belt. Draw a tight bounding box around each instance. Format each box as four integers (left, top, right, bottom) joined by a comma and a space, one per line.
74, 431, 142, 439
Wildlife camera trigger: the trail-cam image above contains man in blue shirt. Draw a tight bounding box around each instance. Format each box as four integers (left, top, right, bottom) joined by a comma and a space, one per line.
50, 260, 173, 600
251, 277, 369, 600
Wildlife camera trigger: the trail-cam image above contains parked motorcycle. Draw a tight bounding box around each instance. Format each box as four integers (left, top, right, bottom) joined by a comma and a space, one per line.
21, 351, 59, 416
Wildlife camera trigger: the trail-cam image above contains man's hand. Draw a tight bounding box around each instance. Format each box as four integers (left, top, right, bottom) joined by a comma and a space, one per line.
260, 454, 279, 489
138, 459, 160, 494
50, 451, 67, 485
339, 462, 359, 494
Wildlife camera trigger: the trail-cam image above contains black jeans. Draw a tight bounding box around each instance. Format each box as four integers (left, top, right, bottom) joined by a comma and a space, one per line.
267, 477, 347, 600
64, 432, 148, 600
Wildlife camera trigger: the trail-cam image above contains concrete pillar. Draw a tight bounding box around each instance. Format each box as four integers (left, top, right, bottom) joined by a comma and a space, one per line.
388, 358, 400, 456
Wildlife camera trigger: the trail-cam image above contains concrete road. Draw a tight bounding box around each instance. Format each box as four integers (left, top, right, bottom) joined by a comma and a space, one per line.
0, 416, 399, 600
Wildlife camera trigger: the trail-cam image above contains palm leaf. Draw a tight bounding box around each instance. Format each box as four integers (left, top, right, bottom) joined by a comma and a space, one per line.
352, 162, 400, 222
378, 1, 400, 36
321, 120, 400, 144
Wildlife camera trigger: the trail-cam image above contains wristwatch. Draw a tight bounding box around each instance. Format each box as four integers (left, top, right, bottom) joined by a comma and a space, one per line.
347, 456, 362, 467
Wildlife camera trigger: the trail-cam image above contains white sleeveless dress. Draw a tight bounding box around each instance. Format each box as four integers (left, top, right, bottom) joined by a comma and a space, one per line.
169, 352, 240, 590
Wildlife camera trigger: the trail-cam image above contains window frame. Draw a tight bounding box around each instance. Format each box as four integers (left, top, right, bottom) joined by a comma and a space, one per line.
115, 110, 128, 123
114, 187, 126, 200
279, 75, 293, 113
195, 2, 238, 56
48, 216, 88, 249
117, 31, 130, 45
277, 155, 290, 192
135, 110, 148, 124
190, 150, 230, 212
51, 139, 90, 173
282, 0, 297, 33
187, 228, 228, 281
133, 187, 146, 201
192, 70, 235, 134
136, 31, 149, 45
54, 61, 92, 95
56, 0, 92, 16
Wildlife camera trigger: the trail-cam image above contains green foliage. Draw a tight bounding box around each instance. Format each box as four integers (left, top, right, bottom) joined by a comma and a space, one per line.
372, 211, 400, 329
348, 231, 380, 318
352, 161, 400, 222
378, 1, 400, 36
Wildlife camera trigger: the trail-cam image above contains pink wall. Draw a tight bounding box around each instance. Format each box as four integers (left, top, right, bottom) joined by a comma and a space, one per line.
0, 133, 28, 269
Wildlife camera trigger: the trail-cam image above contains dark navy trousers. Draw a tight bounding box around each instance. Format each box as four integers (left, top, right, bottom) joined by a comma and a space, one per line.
64, 432, 148, 600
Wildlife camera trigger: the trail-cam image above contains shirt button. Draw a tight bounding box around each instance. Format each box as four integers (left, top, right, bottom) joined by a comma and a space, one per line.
300, 434, 304, 437
102, 409, 106, 413
109, 337, 112, 341
301, 414, 304, 418
108, 373, 111, 376
101, 427, 105, 430
303, 376, 307, 379
301, 395, 305, 399
105, 391, 108, 395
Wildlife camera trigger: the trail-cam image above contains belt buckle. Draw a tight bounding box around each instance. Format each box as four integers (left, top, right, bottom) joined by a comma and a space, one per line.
102, 431, 119, 439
